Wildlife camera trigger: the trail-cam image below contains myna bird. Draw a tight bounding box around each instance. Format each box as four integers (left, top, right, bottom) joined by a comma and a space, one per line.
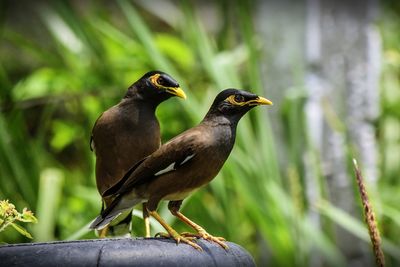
90, 70, 186, 237
89, 89, 272, 250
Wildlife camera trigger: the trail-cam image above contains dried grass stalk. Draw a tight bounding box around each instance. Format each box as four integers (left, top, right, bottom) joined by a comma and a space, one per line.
353, 159, 385, 267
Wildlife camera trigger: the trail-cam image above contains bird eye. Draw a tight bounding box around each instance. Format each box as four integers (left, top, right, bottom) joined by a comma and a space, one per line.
234, 94, 245, 102
157, 77, 165, 86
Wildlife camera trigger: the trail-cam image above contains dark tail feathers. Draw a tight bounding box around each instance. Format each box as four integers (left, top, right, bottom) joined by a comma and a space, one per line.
89, 195, 123, 230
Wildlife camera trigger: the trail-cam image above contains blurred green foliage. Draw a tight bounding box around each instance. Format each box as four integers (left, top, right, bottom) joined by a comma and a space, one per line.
379, 1, 400, 257
0, 0, 400, 266
0, 199, 37, 240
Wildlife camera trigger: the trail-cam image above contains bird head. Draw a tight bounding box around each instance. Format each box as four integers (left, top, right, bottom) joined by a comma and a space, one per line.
205, 89, 273, 123
132, 71, 186, 101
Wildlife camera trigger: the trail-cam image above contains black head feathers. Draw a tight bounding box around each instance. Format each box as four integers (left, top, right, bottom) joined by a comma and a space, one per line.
204, 89, 272, 123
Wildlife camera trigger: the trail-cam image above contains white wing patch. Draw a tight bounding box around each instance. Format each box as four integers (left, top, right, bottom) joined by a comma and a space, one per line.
180, 154, 195, 165
154, 154, 195, 177
154, 162, 175, 176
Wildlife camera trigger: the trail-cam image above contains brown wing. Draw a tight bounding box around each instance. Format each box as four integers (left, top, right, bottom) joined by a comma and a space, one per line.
101, 156, 148, 197
113, 128, 205, 196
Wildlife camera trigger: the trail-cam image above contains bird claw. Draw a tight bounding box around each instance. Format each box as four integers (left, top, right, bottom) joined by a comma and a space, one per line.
181, 231, 228, 249
155, 232, 170, 239
155, 232, 203, 251
156, 232, 196, 241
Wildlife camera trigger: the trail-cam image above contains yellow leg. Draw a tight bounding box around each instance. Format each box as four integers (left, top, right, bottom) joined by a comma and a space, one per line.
172, 211, 228, 250
99, 226, 109, 238
149, 210, 202, 251
143, 203, 151, 238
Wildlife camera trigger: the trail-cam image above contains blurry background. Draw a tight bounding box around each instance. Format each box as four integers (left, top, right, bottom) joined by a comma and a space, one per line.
1, 0, 400, 266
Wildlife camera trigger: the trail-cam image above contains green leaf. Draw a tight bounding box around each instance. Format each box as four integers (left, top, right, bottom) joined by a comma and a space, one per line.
20, 208, 38, 224
50, 120, 80, 151
10, 223, 33, 239
316, 200, 400, 260
12, 68, 78, 100
154, 33, 195, 69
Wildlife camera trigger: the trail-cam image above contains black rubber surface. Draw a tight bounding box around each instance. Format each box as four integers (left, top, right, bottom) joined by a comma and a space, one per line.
0, 237, 256, 267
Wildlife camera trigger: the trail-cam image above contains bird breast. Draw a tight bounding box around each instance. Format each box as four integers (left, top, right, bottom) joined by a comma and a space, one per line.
163, 188, 196, 201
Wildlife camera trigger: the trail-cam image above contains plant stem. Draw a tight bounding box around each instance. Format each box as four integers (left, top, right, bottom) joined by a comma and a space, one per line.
353, 159, 385, 267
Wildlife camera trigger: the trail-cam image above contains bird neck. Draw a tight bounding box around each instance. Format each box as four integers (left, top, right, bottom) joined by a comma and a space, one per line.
202, 109, 241, 128
124, 85, 140, 100
201, 114, 239, 139
119, 97, 158, 114
200, 115, 238, 158
123, 86, 166, 109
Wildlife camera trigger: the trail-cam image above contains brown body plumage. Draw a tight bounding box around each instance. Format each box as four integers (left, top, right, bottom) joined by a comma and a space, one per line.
92, 100, 161, 195
90, 71, 186, 235
90, 89, 272, 250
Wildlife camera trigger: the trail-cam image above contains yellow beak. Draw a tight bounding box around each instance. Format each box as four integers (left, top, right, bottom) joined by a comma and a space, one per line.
167, 87, 187, 99
251, 96, 273, 106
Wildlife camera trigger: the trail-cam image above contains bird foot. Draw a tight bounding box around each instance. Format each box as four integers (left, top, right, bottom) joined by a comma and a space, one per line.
180, 231, 228, 249
155, 232, 203, 251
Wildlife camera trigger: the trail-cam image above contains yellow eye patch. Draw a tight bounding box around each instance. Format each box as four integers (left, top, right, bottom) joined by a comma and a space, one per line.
149, 74, 187, 99
225, 95, 273, 106
150, 74, 164, 89
225, 95, 253, 106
